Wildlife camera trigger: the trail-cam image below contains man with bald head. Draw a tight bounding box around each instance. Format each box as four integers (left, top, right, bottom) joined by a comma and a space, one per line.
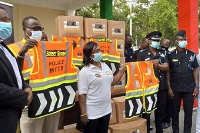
0, 7, 32, 133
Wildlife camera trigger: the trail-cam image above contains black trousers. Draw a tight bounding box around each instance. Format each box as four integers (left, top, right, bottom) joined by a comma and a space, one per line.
84, 113, 110, 133
172, 91, 194, 133
154, 89, 167, 133
142, 113, 151, 133
163, 95, 173, 123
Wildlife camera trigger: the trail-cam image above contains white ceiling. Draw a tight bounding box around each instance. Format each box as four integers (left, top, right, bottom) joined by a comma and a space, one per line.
1, 0, 100, 11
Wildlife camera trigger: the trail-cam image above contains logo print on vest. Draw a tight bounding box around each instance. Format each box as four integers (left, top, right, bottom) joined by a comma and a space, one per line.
95, 73, 101, 78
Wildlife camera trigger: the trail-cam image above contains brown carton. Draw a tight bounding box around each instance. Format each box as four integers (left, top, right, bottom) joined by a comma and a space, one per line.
117, 40, 125, 57
84, 18, 107, 38
111, 57, 126, 96
55, 16, 84, 37
109, 100, 117, 125
109, 118, 147, 133
112, 96, 139, 123
108, 20, 125, 40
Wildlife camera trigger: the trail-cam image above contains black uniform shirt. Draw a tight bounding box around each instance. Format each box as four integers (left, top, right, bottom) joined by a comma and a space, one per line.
168, 49, 199, 92
137, 47, 168, 90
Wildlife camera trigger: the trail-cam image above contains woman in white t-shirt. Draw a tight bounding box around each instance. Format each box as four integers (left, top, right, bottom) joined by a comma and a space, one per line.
78, 41, 126, 133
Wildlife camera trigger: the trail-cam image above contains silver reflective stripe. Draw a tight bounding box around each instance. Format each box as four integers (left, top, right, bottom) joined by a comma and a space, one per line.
111, 40, 114, 55
23, 71, 30, 78
58, 37, 61, 41
41, 41, 48, 78
79, 38, 83, 48
29, 75, 77, 88
108, 56, 120, 62
131, 62, 137, 90
145, 86, 159, 94
73, 60, 82, 65
126, 90, 143, 97
65, 42, 69, 73
16, 42, 32, 68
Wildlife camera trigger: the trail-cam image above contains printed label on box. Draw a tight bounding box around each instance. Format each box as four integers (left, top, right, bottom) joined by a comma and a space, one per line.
64, 21, 79, 30
123, 110, 126, 118
92, 24, 105, 32
112, 28, 123, 36
117, 45, 123, 51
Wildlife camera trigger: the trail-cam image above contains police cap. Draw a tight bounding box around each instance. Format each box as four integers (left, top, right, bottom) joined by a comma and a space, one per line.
146, 31, 162, 41
175, 30, 186, 38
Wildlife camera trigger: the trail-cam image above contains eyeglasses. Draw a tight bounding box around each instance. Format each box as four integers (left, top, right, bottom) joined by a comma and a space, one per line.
26, 26, 44, 31
0, 17, 11, 23
92, 48, 101, 54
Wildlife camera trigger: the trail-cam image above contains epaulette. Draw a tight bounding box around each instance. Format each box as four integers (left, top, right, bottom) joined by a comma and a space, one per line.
187, 49, 196, 54
168, 50, 175, 55
139, 49, 147, 52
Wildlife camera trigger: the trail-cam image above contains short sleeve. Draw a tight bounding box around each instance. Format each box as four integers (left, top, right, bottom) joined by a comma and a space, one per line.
78, 69, 89, 95
192, 55, 199, 68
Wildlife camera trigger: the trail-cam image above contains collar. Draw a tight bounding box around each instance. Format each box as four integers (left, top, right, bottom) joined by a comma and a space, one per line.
89, 62, 102, 70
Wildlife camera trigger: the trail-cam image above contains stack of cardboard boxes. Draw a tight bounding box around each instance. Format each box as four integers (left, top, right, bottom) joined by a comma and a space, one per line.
55, 16, 147, 133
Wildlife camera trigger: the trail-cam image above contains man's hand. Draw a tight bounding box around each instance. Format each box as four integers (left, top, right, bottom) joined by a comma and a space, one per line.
193, 87, 199, 99
80, 114, 88, 125
24, 87, 33, 106
168, 88, 174, 99
19, 39, 38, 56
152, 59, 159, 68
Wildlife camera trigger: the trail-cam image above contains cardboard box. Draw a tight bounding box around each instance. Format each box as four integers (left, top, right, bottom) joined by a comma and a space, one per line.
55, 16, 84, 37
112, 96, 139, 123
117, 40, 125, 57
84, 18, 107, 38
108, 20, 125, 40
110, 100, 117, 125
109, 118, 147, 133
111, 57, 126, 96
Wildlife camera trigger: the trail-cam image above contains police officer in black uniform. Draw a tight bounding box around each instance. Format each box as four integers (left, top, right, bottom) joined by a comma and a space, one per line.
167, 30, 199, 133
137, 31, 169, 133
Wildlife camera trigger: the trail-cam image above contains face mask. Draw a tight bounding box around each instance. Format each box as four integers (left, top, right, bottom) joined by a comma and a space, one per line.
30, 31, 42, 40
150, 41, 160, 49
161, 46, 169, 51
92, 52, 102, 62
0, 22, 12, 40
178, 41, 187, 48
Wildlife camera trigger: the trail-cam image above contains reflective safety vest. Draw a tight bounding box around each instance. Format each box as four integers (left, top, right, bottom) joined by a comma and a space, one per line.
105, 39, 121, 76
8, 40, 33, 80
28, 41, 77, 119
125, 61, 159, 119
106, 39, 120, 63
52, 35, 85, 66
89, 38, 108, 61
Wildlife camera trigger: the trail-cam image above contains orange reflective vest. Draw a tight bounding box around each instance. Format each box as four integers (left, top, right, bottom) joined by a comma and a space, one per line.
8, 40, 33, 80
28, 41, 77, 119
125, 61, 159, 119
88, 38, 108, 61
52, 35, 85, 66
106, 39, 120, 63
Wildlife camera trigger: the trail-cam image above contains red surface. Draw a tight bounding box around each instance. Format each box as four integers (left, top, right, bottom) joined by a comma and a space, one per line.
178, 0, 199, 108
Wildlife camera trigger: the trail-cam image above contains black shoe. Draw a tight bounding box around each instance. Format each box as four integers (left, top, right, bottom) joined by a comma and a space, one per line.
162, 122, 170, 129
